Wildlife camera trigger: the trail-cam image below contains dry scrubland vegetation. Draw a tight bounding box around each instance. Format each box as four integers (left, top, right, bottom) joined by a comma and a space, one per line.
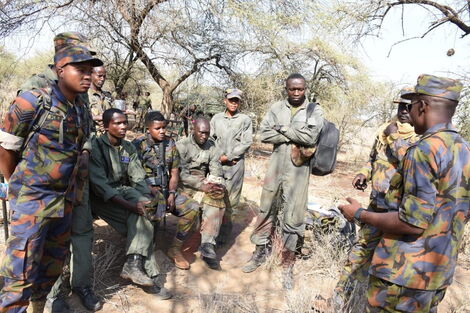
1, 135, 468, 313
0, 1, 469, 311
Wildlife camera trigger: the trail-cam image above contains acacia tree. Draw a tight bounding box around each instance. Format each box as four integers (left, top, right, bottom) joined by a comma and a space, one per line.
335, 0, 470, 43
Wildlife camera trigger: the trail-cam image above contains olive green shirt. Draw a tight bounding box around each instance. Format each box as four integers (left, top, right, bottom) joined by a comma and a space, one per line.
210, 110, 253, 161
176, 135, 223, 192
89, 133, 150, 202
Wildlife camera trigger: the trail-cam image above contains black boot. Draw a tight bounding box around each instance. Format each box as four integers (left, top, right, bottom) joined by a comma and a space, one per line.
143, 276, 172, 300
73, 286, 103, 311
120, 254, 154, 286
241, 245, 268, 273
50, 296, 70, 313
199, 243, 217, 259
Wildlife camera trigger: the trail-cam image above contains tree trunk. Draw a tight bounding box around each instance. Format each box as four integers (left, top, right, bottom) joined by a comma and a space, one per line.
161, 88, 174, 115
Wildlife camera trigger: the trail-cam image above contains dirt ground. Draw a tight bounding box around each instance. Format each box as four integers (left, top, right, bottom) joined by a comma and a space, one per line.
0, 146, 469, 313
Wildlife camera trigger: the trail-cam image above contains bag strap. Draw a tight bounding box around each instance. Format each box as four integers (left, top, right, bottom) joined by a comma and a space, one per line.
19, 88, 53, 155
306, 102, 317, 122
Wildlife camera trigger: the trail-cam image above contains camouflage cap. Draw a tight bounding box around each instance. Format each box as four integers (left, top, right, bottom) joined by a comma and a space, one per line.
54, 45, 103, 68
225, 88, 243, 99
53, 32, 96, 55
402, 74, 463, 101
392, 87, 414, 104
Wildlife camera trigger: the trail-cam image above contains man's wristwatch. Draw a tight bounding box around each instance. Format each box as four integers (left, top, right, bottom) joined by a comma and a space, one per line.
353, 207, 365, 225
169, 190, 176, 196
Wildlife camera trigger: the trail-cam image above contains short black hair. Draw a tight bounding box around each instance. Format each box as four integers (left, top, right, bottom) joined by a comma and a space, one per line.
144, 111, 166, 127
286, 73, 306, 84
103, 108, 125, 128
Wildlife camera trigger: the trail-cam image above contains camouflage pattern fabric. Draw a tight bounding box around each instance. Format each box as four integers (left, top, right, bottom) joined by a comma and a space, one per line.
0, 83, 88, 311
133, 134, 199, 240
370, 123, 470, 291
402, 74, 463, 101
88, 88, 113, 132
54, 45, 102, 69
335, 122, 418, 302
0, 84, 90, 217
176, 135, 225, 245
133, 135, 180, 179
366, 276, 446, 313
0, 208, 73, 310
250, 99, 323, 252
53, 32, 94, 53
17, 65, 57, 95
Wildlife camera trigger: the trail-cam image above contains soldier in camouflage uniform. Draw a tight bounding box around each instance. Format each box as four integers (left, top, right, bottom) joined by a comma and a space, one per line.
210, 88, 252, 244
88, 65, 113, 133
133, 111, 199, 270
135, 91, 152, 130
242, 74, 324, 289
18, 32, 95, 95
88, 109, 172, 300
0, 45, 101, 313
339, 74, 470, 313
176, 118, 226, 269
333, 88, 419, 307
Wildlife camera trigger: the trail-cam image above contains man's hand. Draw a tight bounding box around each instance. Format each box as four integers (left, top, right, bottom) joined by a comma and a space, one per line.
133, 200, 150, 216
384, 122, 398, 136
352, 174, 367, 191
219, 155, 230, 164
150, 186, 161, 197
167, 193, 175, 212
272, 124, 282, 132
77, 150, 90, 180
338, 197, 362, 223
200, 183, 212, 193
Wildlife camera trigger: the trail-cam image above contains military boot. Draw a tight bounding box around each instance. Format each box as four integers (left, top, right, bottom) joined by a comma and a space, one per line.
241, 245, 268, 273
167, 238, 190, 270
27, 300, 46, 313
120, 254, 154, 286
199, 243, 217, 259
281, 249, 296, 290
143, 276, 172, 300
50, 297, 70, 313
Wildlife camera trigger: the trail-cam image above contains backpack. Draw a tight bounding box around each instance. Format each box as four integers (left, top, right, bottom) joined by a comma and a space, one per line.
306, 102, 339, 176
19, 88, 55, 155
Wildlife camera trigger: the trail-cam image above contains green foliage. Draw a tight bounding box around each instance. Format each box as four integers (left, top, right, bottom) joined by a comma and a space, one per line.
0, 47, 53, 123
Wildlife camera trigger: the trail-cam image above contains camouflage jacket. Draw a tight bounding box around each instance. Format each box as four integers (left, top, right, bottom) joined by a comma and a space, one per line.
0, 83, 91, 217
89, 134, 150, 202
17, 65, 57, 95
370, 123, 470, 290
357, 121, 418, 210
133, 134, 180, 187
88, 88, 113, 119
176, 135, 223, 193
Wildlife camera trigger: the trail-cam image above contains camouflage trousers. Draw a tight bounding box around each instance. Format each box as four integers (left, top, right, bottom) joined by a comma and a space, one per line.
179, 189, 225, 246
218, 159, 245, 243
173, 193, 200, 241
91, 186, 160, 277
0, 208, 72, 312
367, 276, 446, 313
334, 205, 383, 301
200, 202, 225, 245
